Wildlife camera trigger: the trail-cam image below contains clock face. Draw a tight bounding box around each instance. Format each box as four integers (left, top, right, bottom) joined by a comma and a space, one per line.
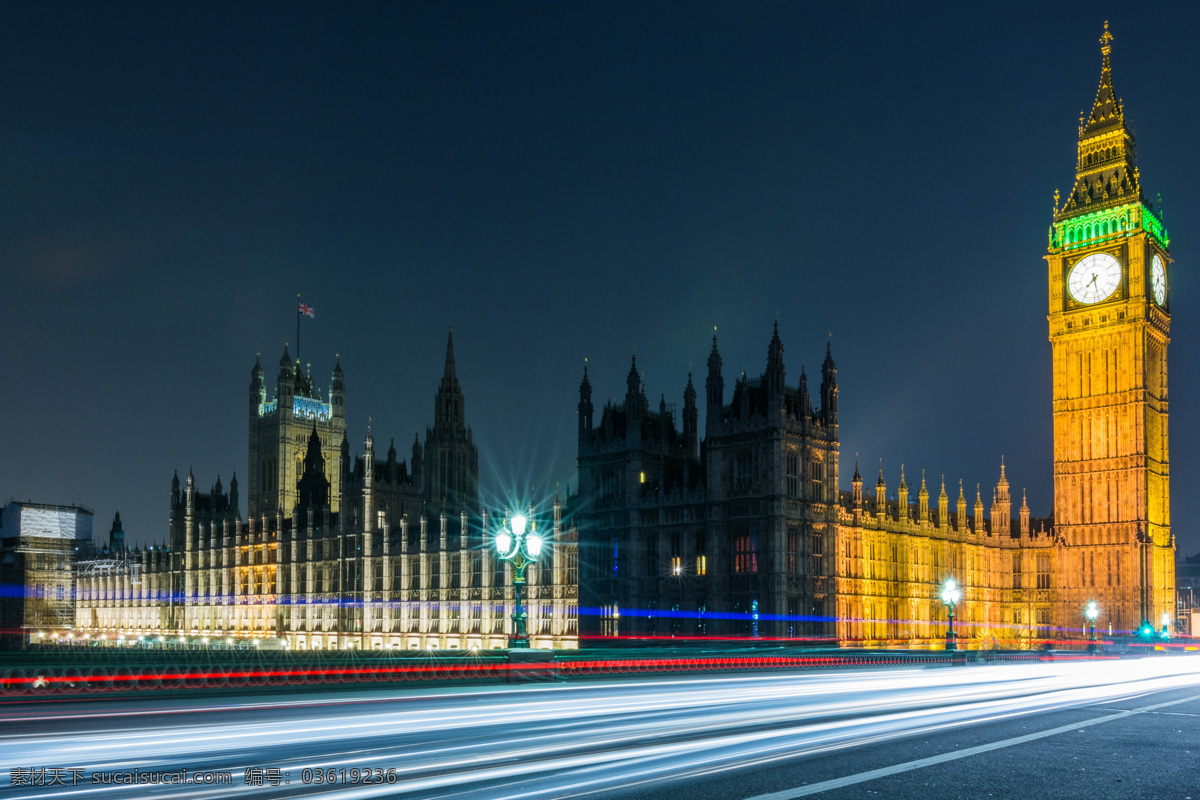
1067, 253, 1121, 304
1151, 254, 1166, 306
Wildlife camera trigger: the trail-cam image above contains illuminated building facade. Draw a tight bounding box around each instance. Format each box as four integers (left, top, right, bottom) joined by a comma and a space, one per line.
248, 347, 346, 519
1045, 22, 1174, 635
75, 334, 579, 650
577, 27, 1171, 647
576, 332, 1055, 647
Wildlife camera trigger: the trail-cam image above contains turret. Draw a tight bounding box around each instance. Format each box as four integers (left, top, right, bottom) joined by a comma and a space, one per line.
1020, 489, 1031, 536
250, 355, 266, 417
185, 468, 196, 518
706, 335, 724, 425
974, 484, 984, 534
957, 480, 967, 532
109, 511, 125, 554
364, 427, 375, 533
851, 460, 863, 518
277, 345, 295, 417
820, 341, 838, 425
578, 365, 594, 446
625, 355, 642, 421
897, 466, 909, 523
875, 467, 887, 521
918, 471, 929, 524
992, 458, 1012, 534
938, 476, 949, 529
766, 322, 785, 397
798, 366, 812, 417
682, 372, 698, 458
434, 329, 465, 432
331, 355, 345, 418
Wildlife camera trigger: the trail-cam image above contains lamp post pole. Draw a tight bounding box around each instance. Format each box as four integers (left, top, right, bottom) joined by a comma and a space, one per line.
495, 513, 544, 649
941, 578, 961, 652
672, 561, 683, 639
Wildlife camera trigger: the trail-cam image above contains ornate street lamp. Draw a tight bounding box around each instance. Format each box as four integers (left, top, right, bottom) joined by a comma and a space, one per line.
495, 513, 544, 649
1161, 611, 1171, 639
941, 578, 961, 651
1085, 601, 1099, 652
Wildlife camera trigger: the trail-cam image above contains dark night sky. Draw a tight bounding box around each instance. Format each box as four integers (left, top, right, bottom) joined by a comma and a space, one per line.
2, 2, 1197, 555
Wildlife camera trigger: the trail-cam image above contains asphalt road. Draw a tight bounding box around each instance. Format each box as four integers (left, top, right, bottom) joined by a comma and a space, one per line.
3, 656, 1198, 799
626, 684, 1200, 800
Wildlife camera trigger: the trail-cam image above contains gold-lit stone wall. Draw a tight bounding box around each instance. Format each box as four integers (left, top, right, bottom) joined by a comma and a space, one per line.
1045, 24, 1173, 635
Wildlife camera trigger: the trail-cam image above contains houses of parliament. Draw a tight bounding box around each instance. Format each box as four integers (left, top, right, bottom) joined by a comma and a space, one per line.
75, 333, 581, 651
573, 24, 1173, 646
71, 26, 1172, 651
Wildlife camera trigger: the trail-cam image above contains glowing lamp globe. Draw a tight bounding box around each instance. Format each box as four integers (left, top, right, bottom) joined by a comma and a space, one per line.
941, 579, 960, 606
527, 533, 543, 557
496, 532, 512, 556
511, 515, 527, 537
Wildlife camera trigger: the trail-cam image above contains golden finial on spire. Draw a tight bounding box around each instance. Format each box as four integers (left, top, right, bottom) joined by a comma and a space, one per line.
1100, 20, 1113, 55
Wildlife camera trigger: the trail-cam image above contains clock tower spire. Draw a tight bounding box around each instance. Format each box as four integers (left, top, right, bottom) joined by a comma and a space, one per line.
1046, 23, 1173, 637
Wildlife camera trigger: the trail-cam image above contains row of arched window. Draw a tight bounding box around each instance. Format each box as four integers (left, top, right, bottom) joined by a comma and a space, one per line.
1082, 145, 1121, 166
1063, 214, 1128, 244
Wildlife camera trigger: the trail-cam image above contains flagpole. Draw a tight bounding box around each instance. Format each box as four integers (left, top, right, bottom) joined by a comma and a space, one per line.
296, 293, 301, 364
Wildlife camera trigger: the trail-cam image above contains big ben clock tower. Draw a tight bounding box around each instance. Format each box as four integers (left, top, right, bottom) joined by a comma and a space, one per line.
1047, 23, 1173, 636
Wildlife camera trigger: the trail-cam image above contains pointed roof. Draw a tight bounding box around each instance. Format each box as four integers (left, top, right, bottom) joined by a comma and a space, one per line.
305, 424, 323, 460
822, 340, 836, 374
707, 333, 722, 372
279, 344, 291, 368
852, 458, 861, 483
1058, 22, 1143, 220
767, 321, 783, 362
443, 327, 456, 380
1082, 22, 1121, 138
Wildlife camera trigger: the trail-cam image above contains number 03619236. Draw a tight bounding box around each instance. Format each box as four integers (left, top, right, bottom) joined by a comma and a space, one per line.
302, 768, 398, 785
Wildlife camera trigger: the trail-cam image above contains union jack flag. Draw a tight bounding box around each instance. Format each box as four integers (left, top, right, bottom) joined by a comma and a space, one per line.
298, 302, 315, 318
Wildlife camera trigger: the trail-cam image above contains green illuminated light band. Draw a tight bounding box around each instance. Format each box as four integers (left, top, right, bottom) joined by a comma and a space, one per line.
1052, 202, 1169, 251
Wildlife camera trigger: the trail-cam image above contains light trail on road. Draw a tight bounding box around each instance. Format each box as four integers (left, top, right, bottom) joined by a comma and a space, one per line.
3, 656, 1199, 799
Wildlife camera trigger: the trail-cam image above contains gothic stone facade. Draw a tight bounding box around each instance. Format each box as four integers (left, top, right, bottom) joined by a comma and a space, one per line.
575, 29, 1173, 647
577, 334, 1057, 647
76, 334, 579, 650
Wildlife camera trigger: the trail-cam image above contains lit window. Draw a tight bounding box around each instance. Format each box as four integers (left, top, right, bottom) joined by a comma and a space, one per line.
640, 471, 646, 484
696, 555, 707, 576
